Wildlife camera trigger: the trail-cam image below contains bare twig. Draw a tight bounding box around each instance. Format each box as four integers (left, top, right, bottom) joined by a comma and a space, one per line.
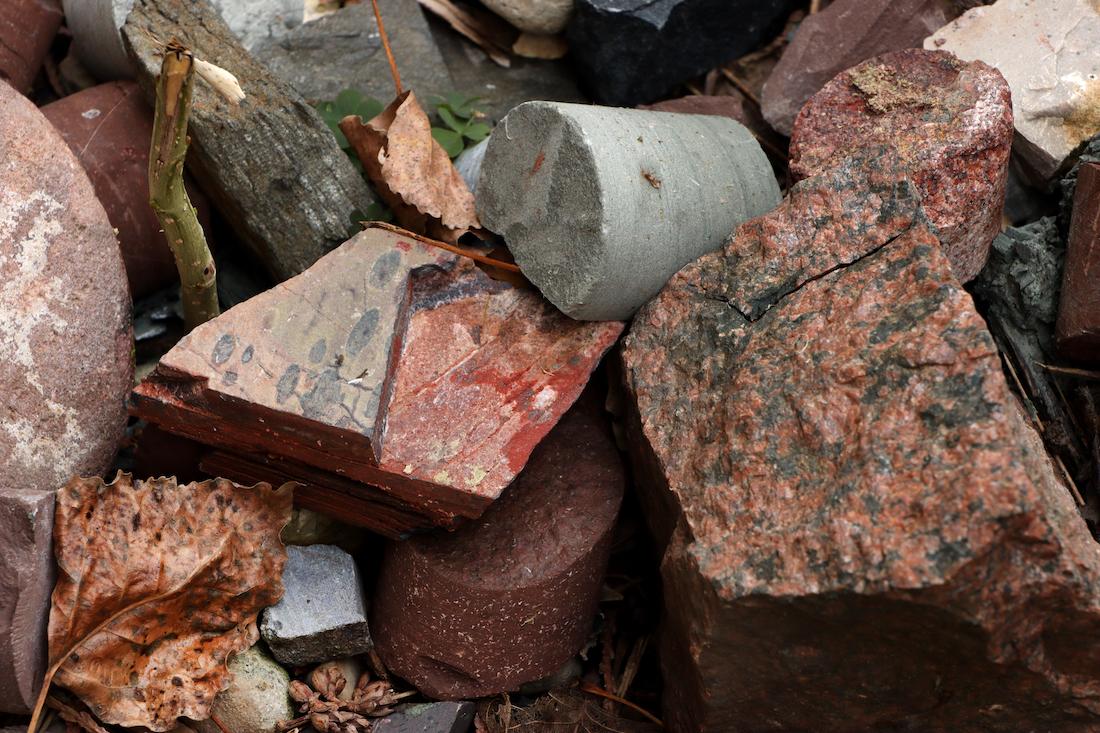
370, 0, 403, 96
718, 67, 759, 106
1039, 363, 1100, 381
363, 221, 522, 273
209, 713, 233, 733
149, 42, 220, 331
577, 682, 664, 728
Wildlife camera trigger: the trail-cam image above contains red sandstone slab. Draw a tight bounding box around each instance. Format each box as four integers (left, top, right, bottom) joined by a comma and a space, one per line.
0, 0, 62, 93
132, 228, 622, 530
1057, 162, 1100, 362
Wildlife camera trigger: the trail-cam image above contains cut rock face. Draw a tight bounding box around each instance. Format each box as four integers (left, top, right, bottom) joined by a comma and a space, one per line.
132, 228, 622, 535
761, 0, 952, 136
261, 545, 371, 666
372, 396, 624, 699
790, 49, 1012, 283
926, 0, 1100, 183
621, 160, 1100, 731
1057, 163, 1100, 362
567, 0, 793, 106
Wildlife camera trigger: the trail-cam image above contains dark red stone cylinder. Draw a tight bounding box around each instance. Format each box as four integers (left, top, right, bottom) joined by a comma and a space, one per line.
1056, 162, 1100, 363
0, 0, 62, 93
42, 81, 213, 298
371, 397, 624, 699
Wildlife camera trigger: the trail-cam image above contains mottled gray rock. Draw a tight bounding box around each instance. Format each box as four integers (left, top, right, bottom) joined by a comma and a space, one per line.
429, 15, 583, 123
374, 702, 475, 733
926, 0, 1100, 182
0, 490, 55, 713
211, 0, 302, 50
481, 0, 572, 34
254, 0, 452, 105
194, 646, 293, 733
567, 0, 794, 106
477, 102, 780, 320
261, 545, 371, 666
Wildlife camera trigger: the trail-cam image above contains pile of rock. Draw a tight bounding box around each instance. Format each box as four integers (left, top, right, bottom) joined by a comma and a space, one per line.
4, 1, 1100, 733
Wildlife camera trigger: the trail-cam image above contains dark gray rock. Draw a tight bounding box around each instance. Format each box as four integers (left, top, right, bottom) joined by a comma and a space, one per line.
374, 702, 475, 733
260, 545, 372, 666
428, 15, 583, 123
253, 0, 453, 105
0, 489, 55, 713
567, 0, 794, 106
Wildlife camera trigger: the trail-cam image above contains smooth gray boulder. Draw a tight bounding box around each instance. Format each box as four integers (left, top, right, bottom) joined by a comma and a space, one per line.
476, 102, 780, 321
260, 545, 372, 666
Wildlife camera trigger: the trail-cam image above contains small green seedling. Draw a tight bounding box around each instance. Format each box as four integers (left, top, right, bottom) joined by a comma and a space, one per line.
429, 92, 491, 158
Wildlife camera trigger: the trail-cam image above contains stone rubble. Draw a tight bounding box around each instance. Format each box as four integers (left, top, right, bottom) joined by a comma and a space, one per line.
261, 545, 373, 667
762, 0, 952, 136
481, 0, 572, 35
790, 48, 1013, 283
372, 395, 624, 699
926, 0, 1100, 183
372, 702, 475, 733
622, 153, 1100, 731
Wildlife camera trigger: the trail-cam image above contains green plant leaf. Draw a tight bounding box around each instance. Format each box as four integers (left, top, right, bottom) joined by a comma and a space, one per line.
364, 201, 393, 223
334, 88, 363, 115
437, 105, 467, 134
464, 122, 491, 143
356, 97, 384, 121
432, 127, 465, 158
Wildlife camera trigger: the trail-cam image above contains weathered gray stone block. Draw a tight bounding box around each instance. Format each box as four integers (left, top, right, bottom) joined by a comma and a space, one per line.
374, 702, 475, 733
0, 489, 55, 714
260, 545, 371, 666
477, 102, 780, 320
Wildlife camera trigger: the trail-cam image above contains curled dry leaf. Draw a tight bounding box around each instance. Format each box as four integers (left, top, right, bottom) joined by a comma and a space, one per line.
34, 474, 294, 732
340, 91, 480, 243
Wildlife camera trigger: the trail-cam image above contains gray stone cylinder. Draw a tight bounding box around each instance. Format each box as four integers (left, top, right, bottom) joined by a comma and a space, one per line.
476, 101, 780, 321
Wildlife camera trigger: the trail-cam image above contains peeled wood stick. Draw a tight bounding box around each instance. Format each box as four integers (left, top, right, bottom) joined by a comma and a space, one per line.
149, 45, 220, 331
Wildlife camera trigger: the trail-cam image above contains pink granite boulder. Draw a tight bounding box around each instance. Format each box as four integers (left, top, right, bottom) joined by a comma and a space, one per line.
0, 79, 133, 712
789, 49, 1012, 283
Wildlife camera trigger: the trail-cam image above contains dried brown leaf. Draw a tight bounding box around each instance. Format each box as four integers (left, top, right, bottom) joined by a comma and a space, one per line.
34, 475, 294, 732
512, 32, 567, 60
416, 0, 513, 67
341, 91, 480, 243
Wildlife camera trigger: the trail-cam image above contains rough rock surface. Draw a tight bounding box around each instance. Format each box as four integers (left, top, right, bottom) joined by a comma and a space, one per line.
790, 49, 1012, 283
481, 0, 572, 34
254, 0, 452, 105
211, 0, 302, 50
429, 17, 583, 123
122, 0, 378, 281
373, 702, 475, 733
261, 545, 372, 666
1057, 161, 1100, 361
0, 490, 55, 713
194, 646, 293, 733
762, 0, 952, 136
567, 0, 793, 106
0, 0, 62, 92
42, 81, 212, 298
621, 160, 1100, 731
372, 396, 624, 699
132, 228, 621, 535
0, 80, 133, 500
926, 0, 1100, 183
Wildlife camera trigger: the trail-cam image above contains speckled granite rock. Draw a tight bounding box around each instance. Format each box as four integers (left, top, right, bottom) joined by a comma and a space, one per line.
0, 79, 133, 498
926, 0, 1100, 183
790, 49, 1012, 283
762, 0, 952, 136
621, 161, 1100, 732
372, 396, 623, 699
373, 702, 475, 733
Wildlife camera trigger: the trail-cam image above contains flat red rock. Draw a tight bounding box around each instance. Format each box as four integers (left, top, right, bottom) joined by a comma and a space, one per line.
0, 0, 62, 93
132, 228, 622, 535
0, 79, 132, 712
789, 49, 1012, 283
1057, 162, 1100, 362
